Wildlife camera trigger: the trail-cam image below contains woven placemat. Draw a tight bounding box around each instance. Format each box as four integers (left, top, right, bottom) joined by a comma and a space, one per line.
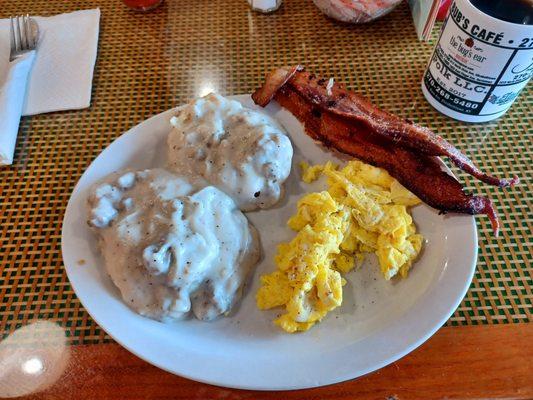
0, 0, 531, 344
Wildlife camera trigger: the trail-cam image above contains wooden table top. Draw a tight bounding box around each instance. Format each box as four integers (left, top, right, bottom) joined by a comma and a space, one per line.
19, 325, 533, 399
0, 0, 531, 398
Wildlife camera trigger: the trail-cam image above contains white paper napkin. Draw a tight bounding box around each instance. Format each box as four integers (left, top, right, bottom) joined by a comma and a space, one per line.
0, 52, 35, 165
0, 9, 100, 165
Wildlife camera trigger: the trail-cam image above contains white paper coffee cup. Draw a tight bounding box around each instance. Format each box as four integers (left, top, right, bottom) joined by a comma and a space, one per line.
422, 0, 533, 122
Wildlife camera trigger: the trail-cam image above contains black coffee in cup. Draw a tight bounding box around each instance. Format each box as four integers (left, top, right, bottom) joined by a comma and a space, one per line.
470, 0, 533, 25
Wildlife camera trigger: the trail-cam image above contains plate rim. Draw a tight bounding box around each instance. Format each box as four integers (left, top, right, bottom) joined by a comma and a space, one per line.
61, 94, 478, 390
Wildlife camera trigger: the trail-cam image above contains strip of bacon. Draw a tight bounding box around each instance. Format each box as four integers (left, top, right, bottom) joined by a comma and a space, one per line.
254, 67, 518, 188
272, 85, 501, 235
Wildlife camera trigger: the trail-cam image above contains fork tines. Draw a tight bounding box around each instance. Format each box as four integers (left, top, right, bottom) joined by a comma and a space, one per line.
9, 15, 34, 58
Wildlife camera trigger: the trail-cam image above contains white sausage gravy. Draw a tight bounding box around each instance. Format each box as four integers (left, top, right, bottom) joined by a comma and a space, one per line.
168, 93, 293, 211
88, 169, 260, 322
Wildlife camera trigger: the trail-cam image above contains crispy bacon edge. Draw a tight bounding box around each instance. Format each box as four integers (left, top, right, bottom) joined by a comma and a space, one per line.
251, 65, 302, 107
252, 69, 503, 235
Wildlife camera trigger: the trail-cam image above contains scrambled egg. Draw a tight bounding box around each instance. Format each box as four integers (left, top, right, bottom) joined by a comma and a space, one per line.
256, 160, 424, 333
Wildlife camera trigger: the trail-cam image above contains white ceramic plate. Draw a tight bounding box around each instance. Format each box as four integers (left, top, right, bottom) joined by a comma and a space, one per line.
62, 95, 477, 390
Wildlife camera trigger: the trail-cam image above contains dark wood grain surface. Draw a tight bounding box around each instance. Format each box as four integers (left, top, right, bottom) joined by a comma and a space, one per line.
24, 324, 533, 399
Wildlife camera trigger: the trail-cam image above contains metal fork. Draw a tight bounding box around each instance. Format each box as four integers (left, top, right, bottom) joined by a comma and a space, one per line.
9, 15, 39, 62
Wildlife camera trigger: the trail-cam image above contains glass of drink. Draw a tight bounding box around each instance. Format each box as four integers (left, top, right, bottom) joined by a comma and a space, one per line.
122, 0, 163, 11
